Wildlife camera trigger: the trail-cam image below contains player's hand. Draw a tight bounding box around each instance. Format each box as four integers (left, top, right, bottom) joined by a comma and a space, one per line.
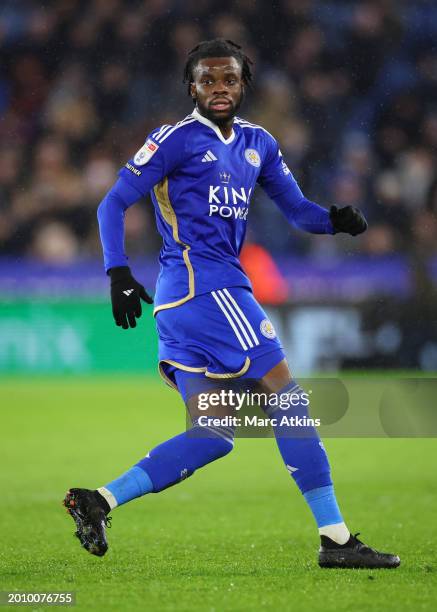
108, 266, 153, 329
329, 205, 368, 236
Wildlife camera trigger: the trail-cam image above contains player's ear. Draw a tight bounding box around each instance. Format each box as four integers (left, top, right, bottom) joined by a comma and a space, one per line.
190, 82, 197, 101
240, 81, 246, 103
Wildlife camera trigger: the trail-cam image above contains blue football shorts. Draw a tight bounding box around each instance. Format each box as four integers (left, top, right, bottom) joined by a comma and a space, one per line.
156, 286, 285, 400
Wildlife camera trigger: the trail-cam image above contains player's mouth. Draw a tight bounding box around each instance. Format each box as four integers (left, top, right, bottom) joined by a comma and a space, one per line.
209, 98, 233, 112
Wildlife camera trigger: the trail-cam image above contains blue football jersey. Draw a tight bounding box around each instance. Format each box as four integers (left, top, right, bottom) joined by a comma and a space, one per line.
116, 107, 331, 314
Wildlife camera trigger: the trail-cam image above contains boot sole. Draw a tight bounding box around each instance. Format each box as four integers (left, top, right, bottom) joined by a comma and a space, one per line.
319, 551, 400, 569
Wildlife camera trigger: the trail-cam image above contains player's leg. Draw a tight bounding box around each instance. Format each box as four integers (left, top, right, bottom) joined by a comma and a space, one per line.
96, 371, 235, 507
257, 358, 400, 568
257, 359, 350, 542
63, 288, 250, 556
63, 370, 235, 556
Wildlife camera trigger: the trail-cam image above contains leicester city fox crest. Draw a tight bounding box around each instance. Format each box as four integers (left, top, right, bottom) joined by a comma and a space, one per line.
260, 318, 276, 339
244, 148, 261, 167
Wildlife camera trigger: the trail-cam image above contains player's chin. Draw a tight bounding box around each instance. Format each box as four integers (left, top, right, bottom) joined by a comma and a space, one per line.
208, 106, 236, 123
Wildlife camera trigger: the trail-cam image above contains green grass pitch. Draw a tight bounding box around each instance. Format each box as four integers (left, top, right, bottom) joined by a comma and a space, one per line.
0, 377, 436, 611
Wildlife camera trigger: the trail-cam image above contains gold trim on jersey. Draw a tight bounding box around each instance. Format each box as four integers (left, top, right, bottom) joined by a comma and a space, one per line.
158, 357, 251, 390
153, 177, 195, 315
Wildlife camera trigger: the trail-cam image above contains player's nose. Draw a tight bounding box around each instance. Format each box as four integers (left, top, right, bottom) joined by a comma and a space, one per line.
212, 81, 229, 95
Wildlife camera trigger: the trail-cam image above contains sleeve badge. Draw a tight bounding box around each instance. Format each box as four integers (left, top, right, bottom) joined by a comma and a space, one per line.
244, 148, 261, 167
133, 139, 159, 166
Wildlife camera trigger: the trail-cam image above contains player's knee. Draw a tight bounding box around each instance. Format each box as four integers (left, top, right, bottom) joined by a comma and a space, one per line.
142, 425, 234, 493
209, 431, 234, 459
259, 382, 322, 442
262, 382, 311, 418
190, 421, 235, 460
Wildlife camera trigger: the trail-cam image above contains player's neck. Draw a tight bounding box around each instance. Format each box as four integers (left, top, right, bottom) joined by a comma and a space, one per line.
195, 107, 234, 139
215, 120, 234, 139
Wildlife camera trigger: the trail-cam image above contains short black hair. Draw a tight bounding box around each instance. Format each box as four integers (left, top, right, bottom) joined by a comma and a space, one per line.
183, 38, 253, 95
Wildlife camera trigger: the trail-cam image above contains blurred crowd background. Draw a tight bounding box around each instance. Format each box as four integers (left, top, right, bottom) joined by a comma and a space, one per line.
2, 0, 437, 373
1, 0, 437, 264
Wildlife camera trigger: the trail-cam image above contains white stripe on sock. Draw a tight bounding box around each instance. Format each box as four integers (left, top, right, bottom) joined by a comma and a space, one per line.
200, 425, 234, 445
97, 486, 118, 510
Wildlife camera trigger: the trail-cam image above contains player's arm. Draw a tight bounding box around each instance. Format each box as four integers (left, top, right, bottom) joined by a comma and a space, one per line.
97, 130, 185, 329
258, 135, 367, 236
97, 176, 153, 329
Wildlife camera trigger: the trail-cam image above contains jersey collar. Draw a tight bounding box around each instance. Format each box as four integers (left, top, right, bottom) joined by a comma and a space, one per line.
192, 107, 236, 145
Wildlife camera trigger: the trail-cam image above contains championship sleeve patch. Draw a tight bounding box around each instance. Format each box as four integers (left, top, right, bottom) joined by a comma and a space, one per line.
133, 138, 159, 166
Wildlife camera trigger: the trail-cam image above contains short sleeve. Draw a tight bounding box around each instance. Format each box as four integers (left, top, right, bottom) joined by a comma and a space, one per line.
118, 125, 187, 197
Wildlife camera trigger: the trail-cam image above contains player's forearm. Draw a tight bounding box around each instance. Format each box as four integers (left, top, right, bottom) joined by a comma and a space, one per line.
275, 194, 334, 235
291, 197, 335, 234
97, 178, 140, 272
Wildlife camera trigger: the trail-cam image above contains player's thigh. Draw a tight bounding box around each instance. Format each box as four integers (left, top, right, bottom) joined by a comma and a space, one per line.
184, 359, 293, 420
257, 358, 293, 395
185, 390, 237, 422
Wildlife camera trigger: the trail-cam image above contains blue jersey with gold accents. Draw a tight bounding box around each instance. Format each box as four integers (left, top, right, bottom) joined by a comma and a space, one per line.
98, 107, 333, 314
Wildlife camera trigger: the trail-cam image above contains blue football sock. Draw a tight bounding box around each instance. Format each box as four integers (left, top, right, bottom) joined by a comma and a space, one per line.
136, 420, 234, 492
99, 421, 234, 508
262, 381, 345, 529
101, 466, 154, 507
303, 485, 343, 527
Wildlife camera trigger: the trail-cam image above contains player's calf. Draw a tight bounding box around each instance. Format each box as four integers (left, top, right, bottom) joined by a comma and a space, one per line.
95, 420, 235, 513
256, 378, 400, 569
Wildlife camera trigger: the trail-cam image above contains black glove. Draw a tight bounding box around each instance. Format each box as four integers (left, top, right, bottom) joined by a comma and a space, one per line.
108, 266, 153, 329
329, 205, 368, 236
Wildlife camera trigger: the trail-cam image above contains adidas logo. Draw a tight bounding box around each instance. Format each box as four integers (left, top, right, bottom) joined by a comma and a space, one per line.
123, 289, 134, 296
201, 150, 217, 162
286, 464, 299, 474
